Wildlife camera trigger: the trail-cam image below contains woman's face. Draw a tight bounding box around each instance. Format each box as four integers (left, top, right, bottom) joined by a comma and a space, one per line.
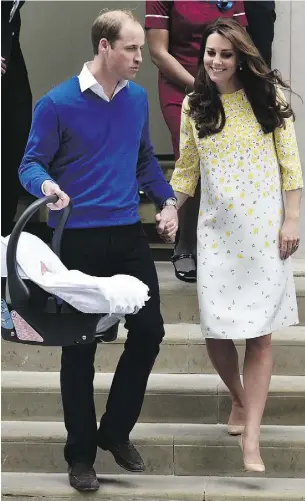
203, 33, 238, 90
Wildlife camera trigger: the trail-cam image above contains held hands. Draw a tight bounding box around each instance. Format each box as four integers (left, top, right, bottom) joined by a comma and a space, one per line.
279, 216, 300, 260
155, 206, 178, 244
42, 180, 70, 210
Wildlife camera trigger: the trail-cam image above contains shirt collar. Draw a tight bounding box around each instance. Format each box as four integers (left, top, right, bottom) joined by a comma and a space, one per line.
78, 62, 128, 102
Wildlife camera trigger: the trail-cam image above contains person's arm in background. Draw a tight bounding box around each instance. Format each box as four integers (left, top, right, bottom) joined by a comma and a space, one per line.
1, 0, 12, 74
170, 96, 200, 206
232, 1, 248, 27
18, 95, 70, 210
145, 1, 195, 91
136, 93, 178, 242
1, 0, 25, 73
244, 1, 276, 66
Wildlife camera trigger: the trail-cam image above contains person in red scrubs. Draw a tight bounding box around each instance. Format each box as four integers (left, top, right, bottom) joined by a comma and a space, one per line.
145, 2, 249, 282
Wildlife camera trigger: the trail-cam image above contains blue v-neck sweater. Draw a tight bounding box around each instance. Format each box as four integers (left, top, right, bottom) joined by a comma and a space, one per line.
19, 76, 174, 228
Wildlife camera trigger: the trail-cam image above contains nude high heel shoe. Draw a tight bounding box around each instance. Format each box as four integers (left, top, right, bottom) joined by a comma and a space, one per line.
227, 424, 245, 436
238, 435, 265, 473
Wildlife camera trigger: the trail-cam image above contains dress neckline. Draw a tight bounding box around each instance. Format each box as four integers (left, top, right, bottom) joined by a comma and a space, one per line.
220, 88, 245, 98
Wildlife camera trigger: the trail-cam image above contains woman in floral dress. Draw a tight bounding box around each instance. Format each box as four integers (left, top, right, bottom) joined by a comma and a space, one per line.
170, 18, 303, 473
145, 0, 247, 282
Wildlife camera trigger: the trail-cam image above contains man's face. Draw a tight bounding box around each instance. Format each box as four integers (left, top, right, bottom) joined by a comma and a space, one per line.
106, 21, 145, 80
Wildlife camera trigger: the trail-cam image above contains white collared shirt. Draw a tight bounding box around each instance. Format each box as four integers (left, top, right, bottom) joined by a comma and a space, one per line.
78, 62, 128, 102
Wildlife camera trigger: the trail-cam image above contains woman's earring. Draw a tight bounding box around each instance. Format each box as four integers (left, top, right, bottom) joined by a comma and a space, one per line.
239, 63, 243, 71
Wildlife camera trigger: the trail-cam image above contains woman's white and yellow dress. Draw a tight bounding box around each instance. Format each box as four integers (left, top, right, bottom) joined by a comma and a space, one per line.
171, 89, 303, 339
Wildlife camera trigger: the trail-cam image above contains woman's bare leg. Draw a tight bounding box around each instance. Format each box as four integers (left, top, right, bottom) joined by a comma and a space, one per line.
242, 333, 273, 466
206, 338, 245, 426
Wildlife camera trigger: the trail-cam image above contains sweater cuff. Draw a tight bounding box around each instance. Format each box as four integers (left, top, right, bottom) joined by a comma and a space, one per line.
41, 179, 57, 196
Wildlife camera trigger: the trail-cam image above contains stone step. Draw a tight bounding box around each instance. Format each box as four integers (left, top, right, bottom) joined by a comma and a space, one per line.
155, 262, 305, 325
2, 325, 305, 376
2, 372, 305, 425
293, 259, 305, 277
3, 472, 305, 501
2, 421, 305, 478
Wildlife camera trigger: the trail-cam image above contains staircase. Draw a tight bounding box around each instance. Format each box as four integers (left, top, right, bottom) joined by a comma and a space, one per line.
2, 260, 305, 500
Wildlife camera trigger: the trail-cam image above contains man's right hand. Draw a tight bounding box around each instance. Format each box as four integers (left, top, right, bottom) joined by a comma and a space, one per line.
41, 180, 70, 210
1, 57, 7, 75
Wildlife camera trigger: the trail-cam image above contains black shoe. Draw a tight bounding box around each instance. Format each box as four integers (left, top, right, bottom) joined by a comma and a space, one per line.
171, 253, 197, 283
107, 440, 146, 472
68, 463, 99, 491
100, 321, 119, 343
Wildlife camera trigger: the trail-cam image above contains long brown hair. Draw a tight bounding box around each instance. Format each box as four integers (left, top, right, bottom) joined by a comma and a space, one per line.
188, 18, 294, 138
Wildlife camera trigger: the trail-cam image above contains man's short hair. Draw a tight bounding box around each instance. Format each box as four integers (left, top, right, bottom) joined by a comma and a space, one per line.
91, 9, 140, 54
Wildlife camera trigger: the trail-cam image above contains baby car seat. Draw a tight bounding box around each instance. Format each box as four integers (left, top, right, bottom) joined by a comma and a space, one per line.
1, 195, 103, 346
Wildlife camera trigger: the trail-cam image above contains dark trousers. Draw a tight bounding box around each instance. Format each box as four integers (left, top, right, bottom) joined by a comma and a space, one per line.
1, 44, 32, 236
245, 1, 276, 67
60, 222, 165, 466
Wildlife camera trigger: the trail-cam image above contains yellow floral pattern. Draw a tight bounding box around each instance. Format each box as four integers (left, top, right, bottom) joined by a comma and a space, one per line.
171, 91, 303, 197
171, 90, 301, 340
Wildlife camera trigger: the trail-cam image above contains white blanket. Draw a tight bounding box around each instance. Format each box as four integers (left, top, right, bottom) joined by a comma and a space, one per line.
1, 233, 150, 318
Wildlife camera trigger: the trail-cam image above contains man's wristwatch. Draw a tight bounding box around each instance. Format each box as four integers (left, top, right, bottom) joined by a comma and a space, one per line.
162, 197, 178, 209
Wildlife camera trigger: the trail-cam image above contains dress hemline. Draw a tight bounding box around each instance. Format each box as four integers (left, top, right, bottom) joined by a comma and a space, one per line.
202, 319, 299, 340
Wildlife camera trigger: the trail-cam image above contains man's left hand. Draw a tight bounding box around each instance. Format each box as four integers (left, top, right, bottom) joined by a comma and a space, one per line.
156, 206, 178, 243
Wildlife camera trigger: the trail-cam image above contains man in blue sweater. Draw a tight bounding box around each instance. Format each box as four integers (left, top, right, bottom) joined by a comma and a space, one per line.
19, 10, 178, 492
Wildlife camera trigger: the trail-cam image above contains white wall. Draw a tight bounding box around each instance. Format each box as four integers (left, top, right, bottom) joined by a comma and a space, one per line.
20, 0, 305, 255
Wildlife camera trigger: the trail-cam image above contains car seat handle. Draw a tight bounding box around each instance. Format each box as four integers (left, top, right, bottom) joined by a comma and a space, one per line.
51, 201, 72, 259
6, 196, 72, 306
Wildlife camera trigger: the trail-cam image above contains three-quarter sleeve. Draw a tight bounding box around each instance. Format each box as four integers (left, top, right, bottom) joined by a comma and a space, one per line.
145, 1, 171, 30
274, 90, 303, 191
170, 96, 200, 197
